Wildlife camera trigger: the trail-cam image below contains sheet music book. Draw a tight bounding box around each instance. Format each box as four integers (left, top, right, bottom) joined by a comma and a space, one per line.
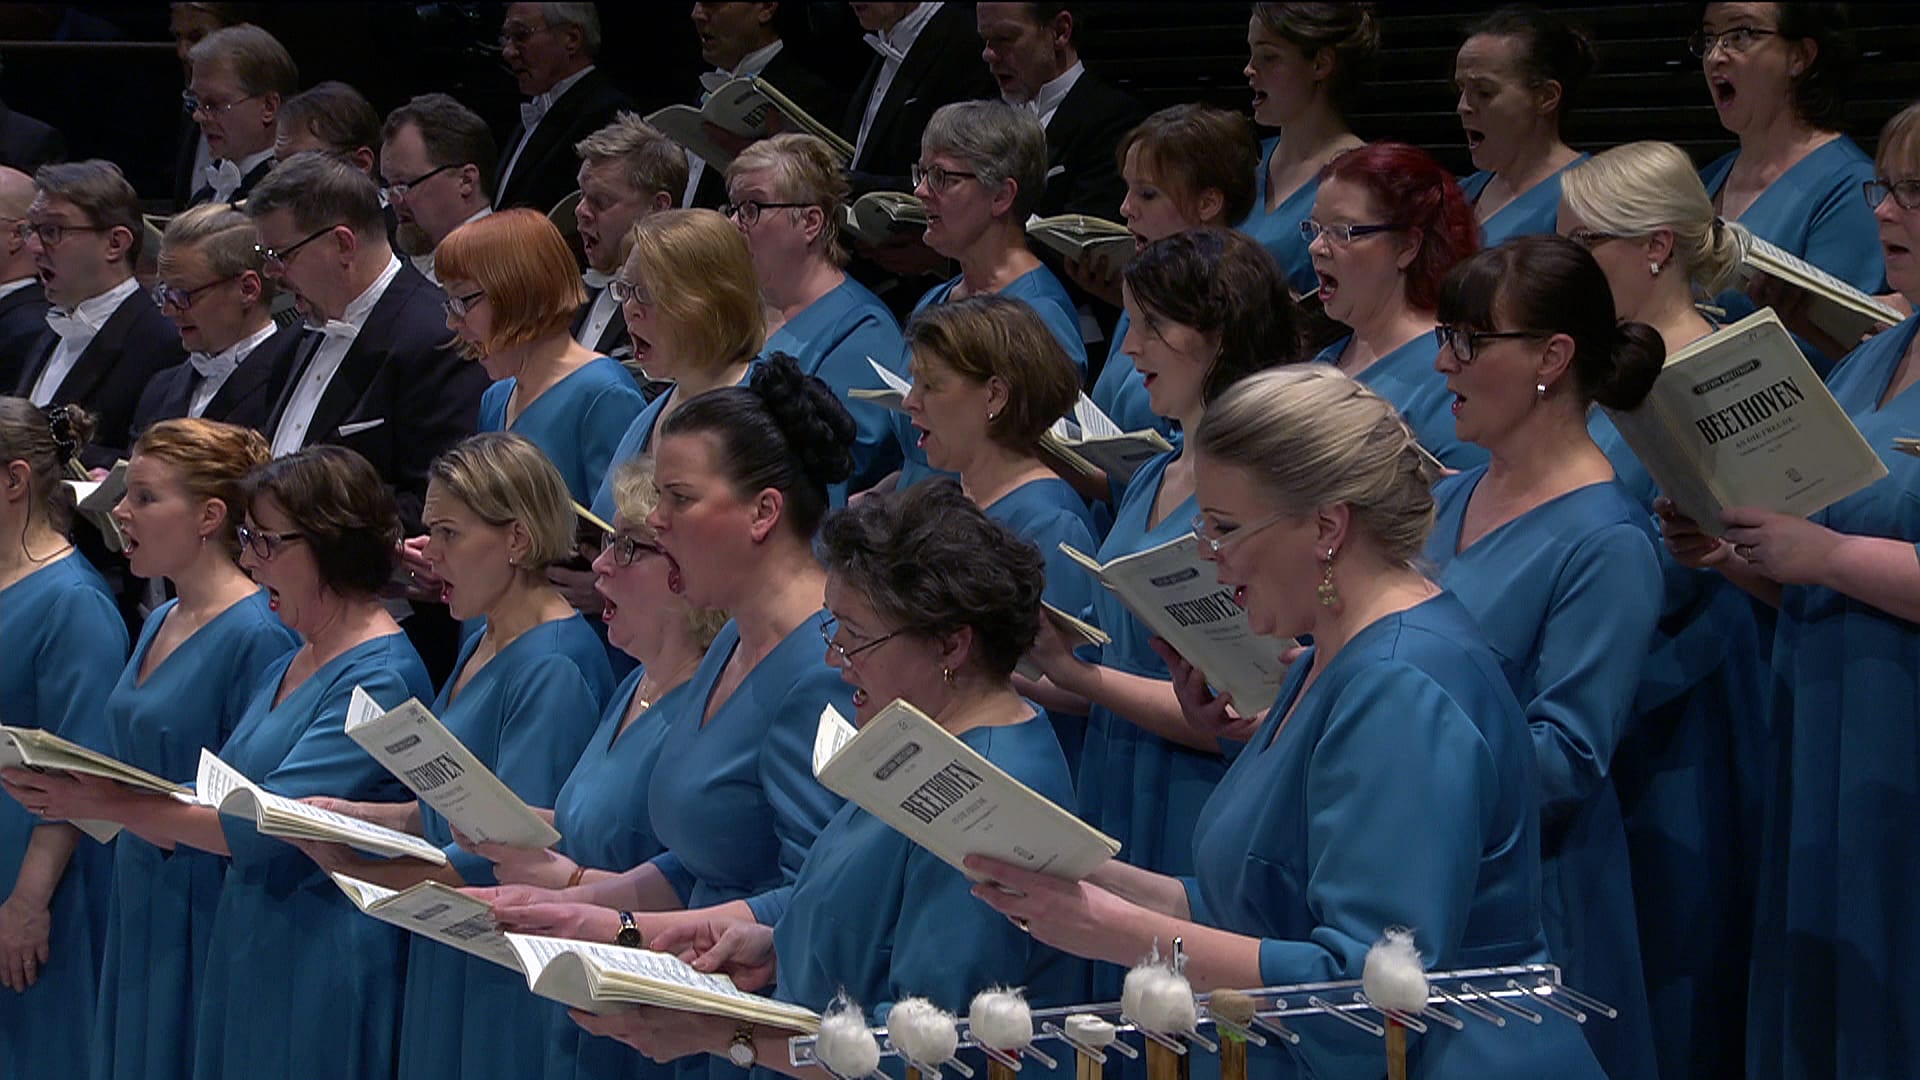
194, 749, 449, 864
0, 724, 188, 842
646, 76, 855, 171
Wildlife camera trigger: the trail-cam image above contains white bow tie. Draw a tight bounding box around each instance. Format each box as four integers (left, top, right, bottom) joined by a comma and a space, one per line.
864, 32, 908, 65
520, 99, 548, 130
205, 158, 244, 201
304, 318, 357, 341
45, 310, 90, 341
188, 349, 241, 380
583, 269, 614, 290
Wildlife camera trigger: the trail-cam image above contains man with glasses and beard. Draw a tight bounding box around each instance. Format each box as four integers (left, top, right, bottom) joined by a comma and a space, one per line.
379, 94, 497, 286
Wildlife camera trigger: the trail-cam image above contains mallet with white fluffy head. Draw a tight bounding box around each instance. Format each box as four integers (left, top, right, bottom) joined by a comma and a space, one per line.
1362, 928, 1430, 1080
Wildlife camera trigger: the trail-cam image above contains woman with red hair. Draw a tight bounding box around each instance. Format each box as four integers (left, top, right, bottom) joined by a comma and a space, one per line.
1307, 142, 1485, 469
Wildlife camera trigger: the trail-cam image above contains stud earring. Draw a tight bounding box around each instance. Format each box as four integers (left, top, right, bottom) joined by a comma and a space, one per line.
1649, 260, 1664, 277
1317, 548, 1339, 608
1536, 382, 1549, 400
986, 411, 998, 422
942, 666, 955, 685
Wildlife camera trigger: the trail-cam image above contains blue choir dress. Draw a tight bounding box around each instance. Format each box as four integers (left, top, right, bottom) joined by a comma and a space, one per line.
1746, 316, 1920, 1080
1189, 593, 1608, 1079
479, 356, 647, 506
1239, 136, 1322, 297
192, 633, 434, 1080
0, 555, 128, 1080
1422, 469, 1662, 1080
1313, 333, 1488, 471
761, 276, 906, 500
398, 615, 613, 1080
92, 593, 296, 1080
1458, 154, 1589, 246
591, 367, 758, 525
543, 665, 694, 1080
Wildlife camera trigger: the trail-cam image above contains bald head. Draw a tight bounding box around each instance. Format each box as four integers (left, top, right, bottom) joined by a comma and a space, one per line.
0, 167, 35, 217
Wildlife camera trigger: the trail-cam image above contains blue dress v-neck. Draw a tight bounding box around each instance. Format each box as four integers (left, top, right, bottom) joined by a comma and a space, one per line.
480, 356, 647, 506
1313, 332, 1488, 471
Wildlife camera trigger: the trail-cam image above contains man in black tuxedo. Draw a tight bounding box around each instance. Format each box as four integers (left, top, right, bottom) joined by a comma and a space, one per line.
680, 2, 847, 210
247, 152, 487, 681
380, 95, 497, 286
274, 81, 401, 251
844, 3, 996, 197
167, 2, 249, 209
185, 24, 297, 207
13, 160, 186, 468
493, 2, 632, 216
569, 112, 685, 367
131, 203, 299, 435
975, 2, 1141, 221
0, 100, 63, 174
0, 167, 49, 382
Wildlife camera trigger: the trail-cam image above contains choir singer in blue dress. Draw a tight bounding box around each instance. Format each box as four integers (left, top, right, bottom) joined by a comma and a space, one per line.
1452, 7, 1593, 245
973, 365, 1607, 1080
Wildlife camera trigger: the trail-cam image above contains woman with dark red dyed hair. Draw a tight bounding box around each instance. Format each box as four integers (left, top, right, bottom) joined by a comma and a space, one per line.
1306, 142, 1485, 469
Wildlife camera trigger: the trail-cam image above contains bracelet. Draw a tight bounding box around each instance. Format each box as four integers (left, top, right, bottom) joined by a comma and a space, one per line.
565, 864, 587, 889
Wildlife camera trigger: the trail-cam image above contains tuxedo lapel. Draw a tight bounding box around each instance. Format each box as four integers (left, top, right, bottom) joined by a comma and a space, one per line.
205, 325, 299, 428
43, 292, 145, 406
263, 329, 322, 434
13, 330, 53, 395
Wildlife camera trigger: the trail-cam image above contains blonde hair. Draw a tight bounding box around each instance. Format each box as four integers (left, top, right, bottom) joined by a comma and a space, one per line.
434, 209, 586, 356
1194, 365, 1438, 566
624, 208, 765, 371
427, 432, 573, 570
728, 133, 851, 266
609, 458, 728, 652
1560, 141, 1744, 295
132, 418, 271, 559
160, 203, 273, 300
1875, 101, 1920, 178
575, 112, 689, 205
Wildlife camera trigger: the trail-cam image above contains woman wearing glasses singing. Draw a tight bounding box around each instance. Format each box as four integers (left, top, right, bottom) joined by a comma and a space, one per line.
1423, 234, 1665, 1079
974, 366, 1608, 1080
1662, 102, 1920, 1080
10, 444, 433, 1080
1305, 142, 1485, 470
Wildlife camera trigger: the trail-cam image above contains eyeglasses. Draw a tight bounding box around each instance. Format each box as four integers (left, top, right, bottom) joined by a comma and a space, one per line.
182, 90, 262, 118
17, 221, 108, 247
1434, 325, 1550, 364
605, 533, 664, 568
1189, 511, 1290, 557
236, 524, 305, 560
381, 162, 459, 202
1565, 228, 1626, 250
1865, 177, 1920, 211
254, 223, 342, 273
1299, 220, 1408, 245
608, 277, 653, 307
819, 615, 902, 666
443, 289, 486, 320
152, 274, 241, 312
1687, 26, 1779, 58
911, 163, 980, 193
498, 21, 553, 49
723, 200, 811, 227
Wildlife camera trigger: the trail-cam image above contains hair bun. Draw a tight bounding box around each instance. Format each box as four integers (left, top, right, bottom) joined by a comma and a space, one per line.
1593, 320, 1667, 412
47, 403, 95, 463
751, 352, 856, 488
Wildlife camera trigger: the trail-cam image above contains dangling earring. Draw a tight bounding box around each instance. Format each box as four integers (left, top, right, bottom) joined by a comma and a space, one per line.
1317, 548, 1339, 608
942, 667, 955, 685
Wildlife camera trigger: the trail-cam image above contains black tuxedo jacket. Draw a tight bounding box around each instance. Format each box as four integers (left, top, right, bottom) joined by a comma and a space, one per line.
1038, 69, 1144, 221
571, 286, 632, 359
12, 288, 187, 467
690, 48, 849, 210
0, 102, 63, 173
188, 154, 277, 208
130, 322, 302, 436
263, 265, 488, 532
0, 281, 50, 390
494, 68, 633, 215
842, 4, 997, 197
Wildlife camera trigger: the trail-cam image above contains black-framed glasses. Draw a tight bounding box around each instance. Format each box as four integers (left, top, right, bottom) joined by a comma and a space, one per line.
17, 221, 107, 247
182, 90, 261, 118
443, 290, 486, 320
1865, 178, 1920, 212
236, 524, 306, 560
381, 162, 459, 202
911, 163, 980, 193
1299, 220, 1408, 245
152, 274, 242, 312
254, 223, 342, 272
608, 277, 652, 307
819, 615, 902, 666
605, 533, 664, 568
723, 200, 811, 227
1687, 26, 1779, 58
1434, 325, 1550, 364
1189, 511, 1290, 557
1565, 228, 1626, 250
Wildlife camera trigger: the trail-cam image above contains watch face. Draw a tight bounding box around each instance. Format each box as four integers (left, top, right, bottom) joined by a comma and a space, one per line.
727, 1040, 756, 1067
616, 929, 643, 947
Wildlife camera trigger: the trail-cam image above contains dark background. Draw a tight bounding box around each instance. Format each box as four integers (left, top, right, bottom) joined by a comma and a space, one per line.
0, 2, 1914, 210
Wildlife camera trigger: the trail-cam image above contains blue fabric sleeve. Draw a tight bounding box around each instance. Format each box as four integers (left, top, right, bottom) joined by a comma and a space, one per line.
757, 670, 852, 887
647, 850, 695, 906
876, 845, 1041, 1018
33, 581, 128, 757
1180, 875, 1212, 925
221, 613, 299, 746
576, 379, 647, 504
810, 312, 906, 495
1804, 157, 1888, 295
745, 884, 793, 925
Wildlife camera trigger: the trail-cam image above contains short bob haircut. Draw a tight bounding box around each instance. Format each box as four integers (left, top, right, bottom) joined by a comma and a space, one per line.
433, 209, 586, 356
240, 444, 401, 598
728, 133, 852, 266
921, 101, 1050, 220
624, 208, 765, 370
1319, 142, 1479, 313
427, 431, 574, 571
904, 295, 1080, 453
132, 417, 271, 560
1115, 104, 1260, 226
819, 477, 1046, 679
607, 457, 730, 652
1122, 228, 1303, 406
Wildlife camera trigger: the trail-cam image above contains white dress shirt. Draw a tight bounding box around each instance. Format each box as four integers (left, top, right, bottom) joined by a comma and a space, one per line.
681, 39, 786, 207
410, 207, 493, 285
269, 255, 401, 457
575, 274, 624, 354
187, 320, 277, 418
1016, 60, 1083, 130
0, 277, 36, 303
29, 275, 141, 406
853, 2, 941, 167
497, 65, 596, 204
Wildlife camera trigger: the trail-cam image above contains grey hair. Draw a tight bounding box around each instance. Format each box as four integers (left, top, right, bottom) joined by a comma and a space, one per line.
921, 100, 1049, 219
543, 2, 603, 57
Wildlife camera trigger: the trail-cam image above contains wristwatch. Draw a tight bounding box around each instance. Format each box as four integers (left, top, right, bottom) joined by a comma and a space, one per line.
727, 1022, 758, 1067
615, 910, 643, 949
